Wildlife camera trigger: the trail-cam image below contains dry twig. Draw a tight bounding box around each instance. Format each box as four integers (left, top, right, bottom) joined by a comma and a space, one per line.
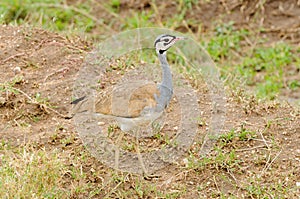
235, 145, 267, 152
13, 87, 68, 118
259, 149, 283, 178
2, 53, 25, 64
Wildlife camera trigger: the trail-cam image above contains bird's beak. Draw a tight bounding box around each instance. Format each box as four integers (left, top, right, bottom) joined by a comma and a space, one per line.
175, 36, 186, 41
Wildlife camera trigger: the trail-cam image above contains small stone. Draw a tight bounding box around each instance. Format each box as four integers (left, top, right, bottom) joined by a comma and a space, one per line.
13, 66, 21, 74
0, 97, 5, 105
188, 181, 194, 185
182, 158, 189, 167
98, 121, 105, 126
296, 182, 300, 187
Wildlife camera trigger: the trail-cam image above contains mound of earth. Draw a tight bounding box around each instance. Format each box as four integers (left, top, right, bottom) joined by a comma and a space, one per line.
0, 25, 299, 197
0, 25, 87, 144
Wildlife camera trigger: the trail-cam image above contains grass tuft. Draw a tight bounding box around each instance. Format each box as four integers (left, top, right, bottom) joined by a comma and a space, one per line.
0, 144, 65, 198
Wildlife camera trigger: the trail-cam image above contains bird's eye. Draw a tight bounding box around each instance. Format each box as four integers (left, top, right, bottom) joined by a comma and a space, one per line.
164, 39, 170, 42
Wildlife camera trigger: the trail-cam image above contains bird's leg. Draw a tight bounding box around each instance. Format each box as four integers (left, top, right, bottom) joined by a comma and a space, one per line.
134, 127, 160, 179
114, 129, 125, 170
134, 127, 149, 175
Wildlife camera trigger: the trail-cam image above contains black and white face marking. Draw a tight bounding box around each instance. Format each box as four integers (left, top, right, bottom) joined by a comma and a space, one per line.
154, 34, 183, 54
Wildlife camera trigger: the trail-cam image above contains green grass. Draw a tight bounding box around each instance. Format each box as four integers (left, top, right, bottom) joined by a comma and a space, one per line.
201, 22, 299, 100
0, 144, 66, 198
0, 142, 108, 198
185, 127, 298, 198
177, 0, 199, 10
122, 10, 155, 29
219, 127, 257, 145
239, 43, 293, 99
244, 177, 296, 198
0, 0, 95, 32
204, 22, 249, 62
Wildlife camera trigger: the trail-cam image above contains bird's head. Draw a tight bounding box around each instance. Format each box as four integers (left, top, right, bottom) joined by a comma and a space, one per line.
154, 34, 185, 55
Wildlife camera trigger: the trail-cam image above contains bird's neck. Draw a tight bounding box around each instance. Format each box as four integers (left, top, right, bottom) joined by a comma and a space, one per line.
152, 52, 173, 112
158, 52, 173, 91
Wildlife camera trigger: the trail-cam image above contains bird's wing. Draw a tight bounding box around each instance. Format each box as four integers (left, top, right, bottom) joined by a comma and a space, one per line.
95, 81, 160, 118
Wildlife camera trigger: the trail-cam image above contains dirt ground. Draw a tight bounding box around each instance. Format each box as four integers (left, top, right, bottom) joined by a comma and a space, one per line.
0, 0, 299, 198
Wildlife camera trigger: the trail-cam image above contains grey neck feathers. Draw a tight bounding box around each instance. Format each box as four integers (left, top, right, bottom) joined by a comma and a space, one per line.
155, 52, 173, 111
159, 52, 173, 90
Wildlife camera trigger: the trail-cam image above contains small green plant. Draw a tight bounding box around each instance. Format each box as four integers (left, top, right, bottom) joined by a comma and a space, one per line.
244, 177, 295, 198
213, 148, 239, 171
204, 22, 248, 61
238, 43, 293, 99
107, 124, 119, 137
288, 80, 300, 90
218, 127, 257, 148
219, 129, 236, 144
109, 0, 121, 13
238, 125, 257, 141
122, 141, 135, 151
153, 132, 171, 145
60, 136, 75, 146
177, 0, 198, 10
185, 153, 212, 170
34, 92, 50, 104
123, 11, 154, 29
31, 116, 41, 122
0, 76, 24, 94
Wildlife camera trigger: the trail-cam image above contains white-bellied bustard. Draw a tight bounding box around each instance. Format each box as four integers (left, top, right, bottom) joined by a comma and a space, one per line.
74, 34, 185, 134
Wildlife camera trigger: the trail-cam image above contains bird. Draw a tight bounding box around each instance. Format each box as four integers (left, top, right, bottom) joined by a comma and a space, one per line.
76, 34, 185, 134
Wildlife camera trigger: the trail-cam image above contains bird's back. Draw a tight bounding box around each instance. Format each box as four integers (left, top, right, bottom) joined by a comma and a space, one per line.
95, 81, 160, 118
